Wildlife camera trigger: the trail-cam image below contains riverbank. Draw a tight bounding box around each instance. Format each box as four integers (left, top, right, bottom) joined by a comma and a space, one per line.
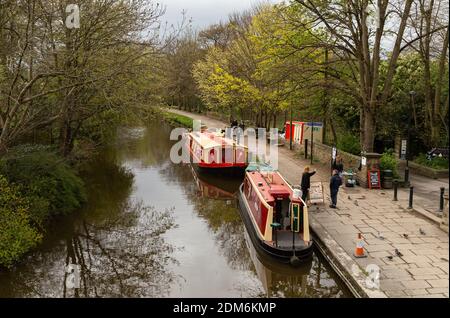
164, 107, 449, 298
0, 145, 86, 269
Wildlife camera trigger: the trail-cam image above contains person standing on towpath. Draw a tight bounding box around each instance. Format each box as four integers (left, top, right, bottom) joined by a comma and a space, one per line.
300, 166, 316, 204
329, 169, 342, 209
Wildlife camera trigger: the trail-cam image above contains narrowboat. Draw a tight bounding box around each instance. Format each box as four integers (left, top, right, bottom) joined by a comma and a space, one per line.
185, 130, 248, 173
238, 164, 313, 265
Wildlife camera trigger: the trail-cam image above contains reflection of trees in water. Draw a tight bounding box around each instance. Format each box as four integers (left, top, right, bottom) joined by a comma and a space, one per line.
115, 124, 174, 168
63, 201, 178, 298
265, 256, 347, 298
160, 162, 254, 271
1, 202, 178, 298
247, 251, 349, 298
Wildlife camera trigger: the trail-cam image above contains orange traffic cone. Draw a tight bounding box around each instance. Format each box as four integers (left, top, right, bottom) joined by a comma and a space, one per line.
354, 233, 367, 258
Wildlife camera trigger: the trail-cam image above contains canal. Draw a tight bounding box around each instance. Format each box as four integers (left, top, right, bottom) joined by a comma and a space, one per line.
0, 122, 352, 298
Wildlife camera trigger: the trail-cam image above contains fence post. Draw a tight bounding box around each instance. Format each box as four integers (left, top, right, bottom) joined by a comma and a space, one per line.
393, 180, 398, 201
408, 186, 414, 209
304, 139, 308, 159
440, 187, 445, 212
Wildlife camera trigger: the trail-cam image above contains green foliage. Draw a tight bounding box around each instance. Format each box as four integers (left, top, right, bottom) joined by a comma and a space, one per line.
337, 133, 361, 155
0, 144, 86, 227
414, 154, 449, 170
162, 112, 194, 128
379, 150, 399, 178
0, 176, 42, 268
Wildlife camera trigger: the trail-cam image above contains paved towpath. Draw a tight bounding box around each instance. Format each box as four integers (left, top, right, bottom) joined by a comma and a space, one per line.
165, 107, 449, 298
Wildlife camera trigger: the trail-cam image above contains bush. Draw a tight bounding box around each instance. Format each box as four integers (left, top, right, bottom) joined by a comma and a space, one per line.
162, 112, 193, 127
337, 133, 361, 155
380, 150, 399, 178
0, 144, 86, 227
414, 153, 449, 170
0, 176, 42, 268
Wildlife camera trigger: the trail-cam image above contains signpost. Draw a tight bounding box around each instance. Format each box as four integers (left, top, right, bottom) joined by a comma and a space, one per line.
331, 146, 337, 175
368, 169, 381, 189
400, 139, 407, 160
361, 156, 367, 166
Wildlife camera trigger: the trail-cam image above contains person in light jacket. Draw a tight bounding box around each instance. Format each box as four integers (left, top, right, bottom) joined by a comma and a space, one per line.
329, 169, 342, 209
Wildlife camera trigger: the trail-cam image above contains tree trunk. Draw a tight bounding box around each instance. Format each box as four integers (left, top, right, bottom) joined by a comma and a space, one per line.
363, 108, 375, 152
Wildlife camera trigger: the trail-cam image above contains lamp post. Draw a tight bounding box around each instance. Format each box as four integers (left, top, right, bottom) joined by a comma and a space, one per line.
289, 106, 293, 151
310, 119, 314, 165
405, 91, 415, 185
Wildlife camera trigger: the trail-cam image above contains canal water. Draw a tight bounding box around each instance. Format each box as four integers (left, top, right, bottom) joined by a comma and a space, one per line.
0, 122, 352, 298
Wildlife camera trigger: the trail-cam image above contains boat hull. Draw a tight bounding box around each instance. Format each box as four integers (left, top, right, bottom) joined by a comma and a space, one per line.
238, 184, 313, 263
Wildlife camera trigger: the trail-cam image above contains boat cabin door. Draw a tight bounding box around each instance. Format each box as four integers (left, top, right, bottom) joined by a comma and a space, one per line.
290, 202, 304, 233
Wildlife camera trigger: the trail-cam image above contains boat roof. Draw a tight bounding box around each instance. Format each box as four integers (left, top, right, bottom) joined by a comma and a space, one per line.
189, 132, 247, 150
246, 163, 275, 172
246, 169, 295, 203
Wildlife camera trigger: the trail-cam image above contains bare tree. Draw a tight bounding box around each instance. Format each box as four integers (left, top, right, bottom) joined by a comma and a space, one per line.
407, 0, 449, 145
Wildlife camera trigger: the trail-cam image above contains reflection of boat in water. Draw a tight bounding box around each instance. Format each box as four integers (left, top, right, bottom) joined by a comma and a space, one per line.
190, 164, 241, 200
238, 164, 313, 265
185, 130, 248, 173
244, 229, 313, 297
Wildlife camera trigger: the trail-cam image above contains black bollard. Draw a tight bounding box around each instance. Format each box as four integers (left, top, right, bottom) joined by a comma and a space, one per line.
393, 180, 398, 201
304, 139, 308, 159
408, 186, 414, 209
440, 187, 445, 212
404, 166, 409, 185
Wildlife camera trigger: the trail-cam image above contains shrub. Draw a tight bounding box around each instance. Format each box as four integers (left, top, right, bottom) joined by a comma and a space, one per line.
0, 175, 42, 268
380, 150, 399, 178
414, 153, 449, 170
337, 132, 361, 155
162, 112, 193, 127
0, 144, 86, 227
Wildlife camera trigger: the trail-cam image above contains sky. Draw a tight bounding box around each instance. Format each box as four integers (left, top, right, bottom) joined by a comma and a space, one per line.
158, 0, 282, 30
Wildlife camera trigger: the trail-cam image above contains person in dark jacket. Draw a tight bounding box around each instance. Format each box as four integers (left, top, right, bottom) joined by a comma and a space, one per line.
329, 169, 342, 208
301, 166, 316, 203
332, 155, 344, 175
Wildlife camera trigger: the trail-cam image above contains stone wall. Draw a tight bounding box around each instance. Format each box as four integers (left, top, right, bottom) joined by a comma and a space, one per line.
292, 141, 361, 173
408, 161, 449, 179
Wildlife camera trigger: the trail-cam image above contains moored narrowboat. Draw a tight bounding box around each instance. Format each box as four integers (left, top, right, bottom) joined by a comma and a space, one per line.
185, 130, 248, 172
238, 164, 313, 265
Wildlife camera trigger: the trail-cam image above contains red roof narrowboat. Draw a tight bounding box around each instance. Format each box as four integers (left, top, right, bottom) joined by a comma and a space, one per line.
185, 130, 248, 172
238, 164, 313, 265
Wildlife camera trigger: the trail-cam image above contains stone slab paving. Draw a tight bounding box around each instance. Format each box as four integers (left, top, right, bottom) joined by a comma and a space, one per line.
165, 108, 449, 298
276, 145, 449, 298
